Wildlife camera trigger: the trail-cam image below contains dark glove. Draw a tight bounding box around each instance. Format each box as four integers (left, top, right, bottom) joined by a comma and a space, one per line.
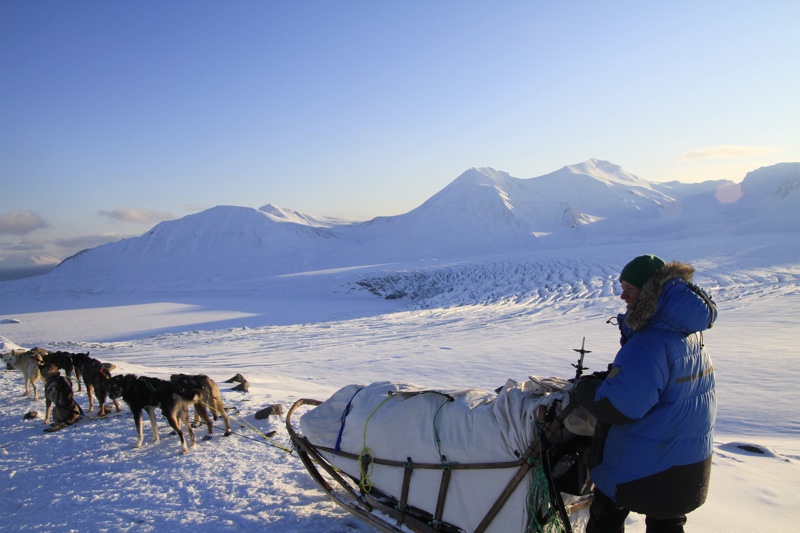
573, 376, 603, 413
586, 363, 613, 381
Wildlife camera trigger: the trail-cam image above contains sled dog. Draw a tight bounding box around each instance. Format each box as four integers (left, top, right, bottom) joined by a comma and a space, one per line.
40, 364, 82, 429
170, 373, 232, 438
3, 348, 46, 400
42, 350, 79, 390
108, 374, 200, 454
77, 356, 121, 417
69, 352, 97, 392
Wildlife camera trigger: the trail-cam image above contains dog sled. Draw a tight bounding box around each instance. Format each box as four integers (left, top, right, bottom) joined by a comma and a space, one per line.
286, 378, 596, 532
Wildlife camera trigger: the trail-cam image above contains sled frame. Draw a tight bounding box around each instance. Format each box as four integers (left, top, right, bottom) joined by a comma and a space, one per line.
286, 398, 592, 533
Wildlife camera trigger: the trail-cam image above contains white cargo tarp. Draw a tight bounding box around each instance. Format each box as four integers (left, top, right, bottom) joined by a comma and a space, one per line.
300, 378, 594, 532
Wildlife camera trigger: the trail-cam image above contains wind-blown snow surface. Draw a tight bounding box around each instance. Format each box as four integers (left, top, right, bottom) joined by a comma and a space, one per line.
1, 160, 799, 532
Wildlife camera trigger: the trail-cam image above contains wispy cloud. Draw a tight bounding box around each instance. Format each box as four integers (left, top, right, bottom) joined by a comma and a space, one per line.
0, 210, 49, 235
0, 240, 46, 252
98, 208, 174, 225
681, 145, 781, 160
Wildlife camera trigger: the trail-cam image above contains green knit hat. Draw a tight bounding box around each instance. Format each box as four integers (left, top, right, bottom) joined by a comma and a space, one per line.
620, 255, 666, 289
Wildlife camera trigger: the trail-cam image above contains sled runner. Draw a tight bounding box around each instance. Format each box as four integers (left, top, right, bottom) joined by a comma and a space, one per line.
286, 378, 596, 532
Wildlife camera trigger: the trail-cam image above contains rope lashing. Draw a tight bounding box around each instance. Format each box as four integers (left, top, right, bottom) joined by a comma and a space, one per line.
358, 394, 397, 493
526, 463, 565, 533
432, 393, 455, 465
526, 410, 569, 533
356, 390, 456, 494
520, 452, 539, 466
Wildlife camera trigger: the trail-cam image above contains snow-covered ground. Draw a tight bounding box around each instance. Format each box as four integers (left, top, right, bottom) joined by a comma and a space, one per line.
1, 234, 799, 532
1, 161, 798, 531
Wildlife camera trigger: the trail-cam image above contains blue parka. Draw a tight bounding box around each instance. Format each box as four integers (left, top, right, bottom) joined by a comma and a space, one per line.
576, 261, 717, 518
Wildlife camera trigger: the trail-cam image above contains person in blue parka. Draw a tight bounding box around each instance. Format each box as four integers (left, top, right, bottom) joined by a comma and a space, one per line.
575, 255, 717, 533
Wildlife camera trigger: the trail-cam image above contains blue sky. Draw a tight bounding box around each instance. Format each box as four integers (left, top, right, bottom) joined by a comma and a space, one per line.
2, 1, 799, 265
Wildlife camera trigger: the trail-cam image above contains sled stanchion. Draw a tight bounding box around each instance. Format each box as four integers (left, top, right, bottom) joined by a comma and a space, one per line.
432, 462, 453, 530
397, 457, 413, 527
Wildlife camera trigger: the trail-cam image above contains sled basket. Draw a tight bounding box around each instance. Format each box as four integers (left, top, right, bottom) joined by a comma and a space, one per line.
286, 394, 593, 533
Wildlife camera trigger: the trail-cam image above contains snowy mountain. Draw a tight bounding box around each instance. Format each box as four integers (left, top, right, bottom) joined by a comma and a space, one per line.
38, 205, 349, 290
0, 254, 61, 282
0, 254, 61, 269
13, 159, 800, 289
522, 159, 677, 231
653, 162, 800, 234
258, 203, 352, 227
352, 160, 683, 258
736, 163, 800, 232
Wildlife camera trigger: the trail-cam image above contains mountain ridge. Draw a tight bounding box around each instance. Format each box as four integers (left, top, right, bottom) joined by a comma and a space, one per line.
10, 159, 800, 287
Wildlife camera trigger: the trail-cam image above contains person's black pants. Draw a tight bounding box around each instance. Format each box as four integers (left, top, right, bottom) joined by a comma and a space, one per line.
586, 490, 687, 533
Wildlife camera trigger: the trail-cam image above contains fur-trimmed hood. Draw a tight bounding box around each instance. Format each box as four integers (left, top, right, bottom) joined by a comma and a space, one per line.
625, 261, 717, 333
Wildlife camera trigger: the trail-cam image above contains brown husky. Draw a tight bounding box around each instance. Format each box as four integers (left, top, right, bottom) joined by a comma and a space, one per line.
40, 363, 83, 430
170, 373, 232, 439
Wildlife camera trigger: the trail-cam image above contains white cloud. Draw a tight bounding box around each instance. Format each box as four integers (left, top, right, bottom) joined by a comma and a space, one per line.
681, 145, 781, 160
0, 210, 49, 235
98, 208, 174, 224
